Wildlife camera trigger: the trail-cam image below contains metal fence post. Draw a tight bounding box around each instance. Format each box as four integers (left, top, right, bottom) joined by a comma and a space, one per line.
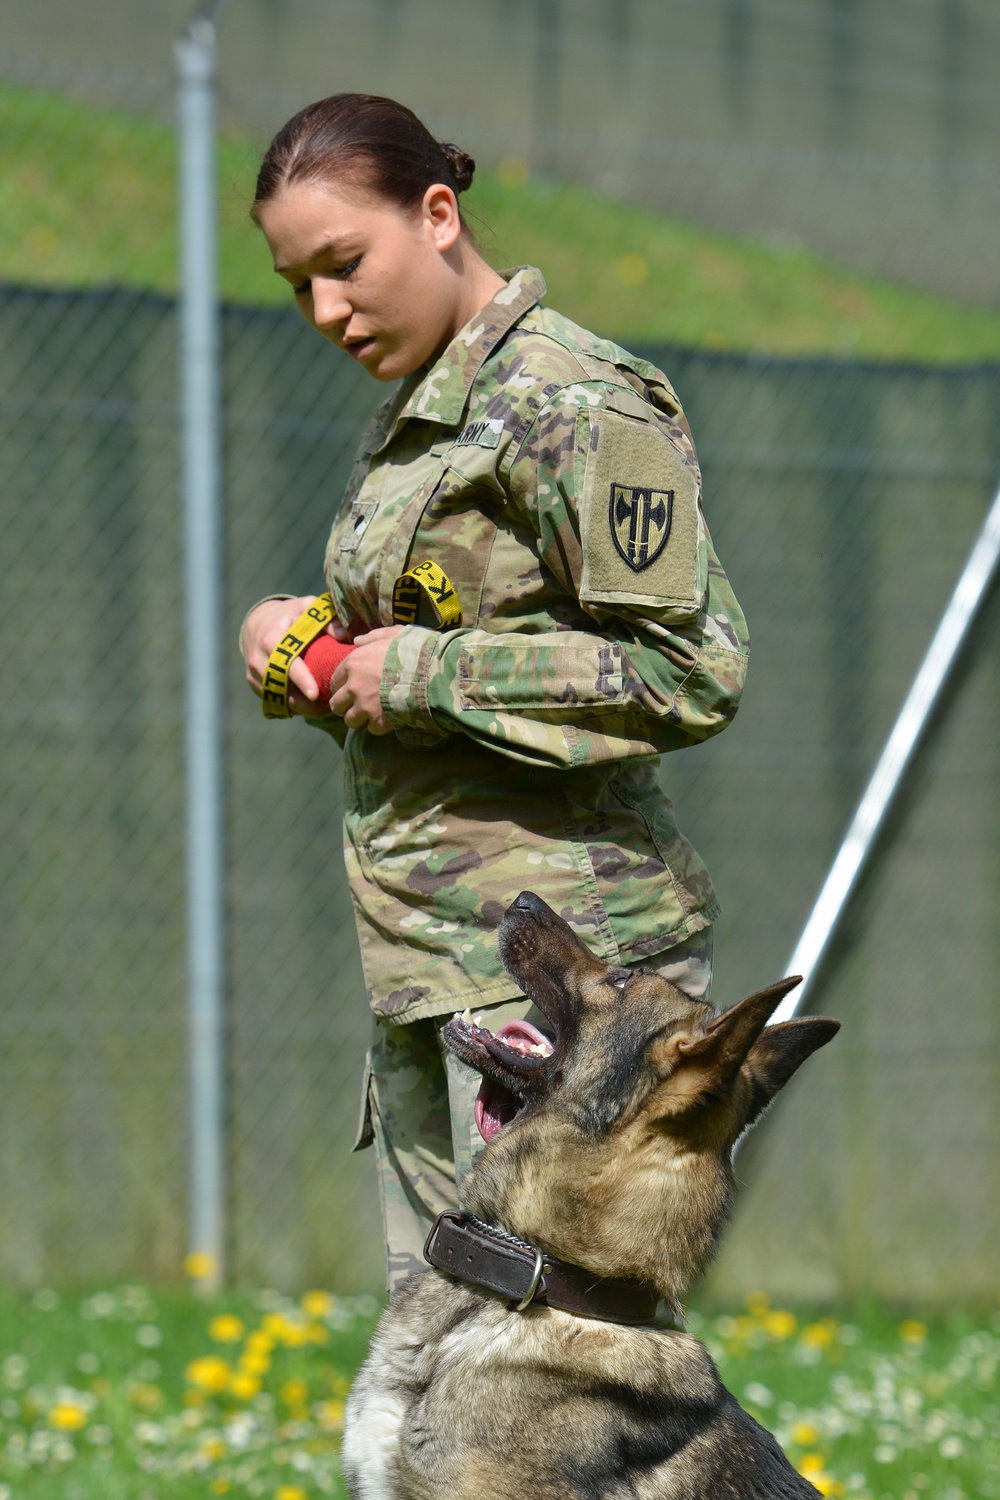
772, 476, 1000, 1025
176, 9, 226, 1291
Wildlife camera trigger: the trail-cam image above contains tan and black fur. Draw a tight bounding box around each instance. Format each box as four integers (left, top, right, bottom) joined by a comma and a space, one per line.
343, 892, 840, 1499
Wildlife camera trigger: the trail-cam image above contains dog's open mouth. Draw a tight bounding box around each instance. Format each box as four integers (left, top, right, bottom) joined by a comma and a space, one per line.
441, 1013, 556, 1142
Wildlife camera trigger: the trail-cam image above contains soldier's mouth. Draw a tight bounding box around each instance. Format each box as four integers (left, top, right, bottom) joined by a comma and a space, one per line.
441, 1014, 556, 1142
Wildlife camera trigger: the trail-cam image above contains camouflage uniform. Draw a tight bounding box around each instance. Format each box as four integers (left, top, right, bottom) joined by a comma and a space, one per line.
303, 267, 748, 1284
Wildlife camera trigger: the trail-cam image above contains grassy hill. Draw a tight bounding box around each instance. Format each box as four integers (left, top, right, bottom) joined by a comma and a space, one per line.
4, 80, 1000, 363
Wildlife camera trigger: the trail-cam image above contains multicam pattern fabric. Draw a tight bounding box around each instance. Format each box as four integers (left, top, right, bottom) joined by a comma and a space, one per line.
312, 268, 748, 1024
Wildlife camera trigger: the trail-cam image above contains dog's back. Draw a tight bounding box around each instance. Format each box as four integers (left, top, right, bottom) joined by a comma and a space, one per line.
345, 1275, 820, 1499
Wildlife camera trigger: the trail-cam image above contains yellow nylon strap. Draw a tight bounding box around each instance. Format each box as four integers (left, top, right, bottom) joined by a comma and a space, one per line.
261, 593, 337, 720
392, 560, 462, 630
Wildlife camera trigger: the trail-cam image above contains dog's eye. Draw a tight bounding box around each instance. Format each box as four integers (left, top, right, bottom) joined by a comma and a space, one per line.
607, 973, 629, 991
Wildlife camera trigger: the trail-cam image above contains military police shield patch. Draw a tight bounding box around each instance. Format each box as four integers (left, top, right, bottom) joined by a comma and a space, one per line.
609, 484, 673, 572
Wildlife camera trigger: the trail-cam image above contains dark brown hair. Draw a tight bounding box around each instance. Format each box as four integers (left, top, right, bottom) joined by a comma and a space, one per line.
251, 93, 475, 223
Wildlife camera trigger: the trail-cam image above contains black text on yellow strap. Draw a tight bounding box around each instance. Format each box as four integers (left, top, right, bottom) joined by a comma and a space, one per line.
261, 592, 336, 721
391, 560, 462, 629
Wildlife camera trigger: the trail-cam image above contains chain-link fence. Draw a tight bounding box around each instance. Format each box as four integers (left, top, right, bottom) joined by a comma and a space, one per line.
2, 1, 1000, 1300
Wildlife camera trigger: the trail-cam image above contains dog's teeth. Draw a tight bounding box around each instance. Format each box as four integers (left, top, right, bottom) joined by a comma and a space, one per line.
460, 1008, 474, 1024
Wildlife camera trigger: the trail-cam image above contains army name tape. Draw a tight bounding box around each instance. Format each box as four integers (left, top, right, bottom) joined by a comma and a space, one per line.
261, 593, 338, 720
392, 560, 462, 630
261, 563, 461, 720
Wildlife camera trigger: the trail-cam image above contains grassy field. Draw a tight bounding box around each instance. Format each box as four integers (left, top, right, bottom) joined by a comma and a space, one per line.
0, 1282, 997, 1499
4, 80, 1000, 361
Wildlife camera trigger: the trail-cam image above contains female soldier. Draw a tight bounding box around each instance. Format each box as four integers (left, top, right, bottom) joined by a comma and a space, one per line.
241, 94, 748, 1289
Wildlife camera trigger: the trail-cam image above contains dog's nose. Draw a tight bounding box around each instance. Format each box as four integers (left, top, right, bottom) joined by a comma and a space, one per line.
511, 891, 548, 914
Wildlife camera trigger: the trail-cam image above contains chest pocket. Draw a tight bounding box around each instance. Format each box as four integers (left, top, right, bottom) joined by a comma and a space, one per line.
395, 466, 501, 630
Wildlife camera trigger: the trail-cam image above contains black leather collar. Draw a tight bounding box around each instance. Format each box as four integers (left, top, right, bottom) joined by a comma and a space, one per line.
423, 1210, 661, 1326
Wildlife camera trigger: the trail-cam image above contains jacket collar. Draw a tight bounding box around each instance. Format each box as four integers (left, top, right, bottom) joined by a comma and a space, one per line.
367, 267, 546, 451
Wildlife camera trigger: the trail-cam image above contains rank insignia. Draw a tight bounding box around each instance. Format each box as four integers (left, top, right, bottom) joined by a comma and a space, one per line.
609, 484, 673, 571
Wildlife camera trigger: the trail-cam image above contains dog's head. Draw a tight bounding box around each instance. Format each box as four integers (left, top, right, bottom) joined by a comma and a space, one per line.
442, 892, 839, 1302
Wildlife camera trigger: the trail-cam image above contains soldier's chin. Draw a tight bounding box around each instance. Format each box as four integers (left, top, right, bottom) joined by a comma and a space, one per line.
474, 1078, 523, 1141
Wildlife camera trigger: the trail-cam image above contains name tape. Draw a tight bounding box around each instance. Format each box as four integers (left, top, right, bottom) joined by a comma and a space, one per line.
260, 593, 337, 720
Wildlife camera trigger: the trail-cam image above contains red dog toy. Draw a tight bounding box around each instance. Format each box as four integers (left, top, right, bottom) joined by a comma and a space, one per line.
301, 633, 355, 712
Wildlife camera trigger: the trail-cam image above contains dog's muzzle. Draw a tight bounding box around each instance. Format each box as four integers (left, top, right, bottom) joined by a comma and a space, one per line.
423, 1211, 661, 1325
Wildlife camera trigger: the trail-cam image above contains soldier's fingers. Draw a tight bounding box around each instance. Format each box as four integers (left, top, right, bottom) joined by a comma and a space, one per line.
289, 655, 319, 702
364, 715, 394, 737
352, 624, 404, 646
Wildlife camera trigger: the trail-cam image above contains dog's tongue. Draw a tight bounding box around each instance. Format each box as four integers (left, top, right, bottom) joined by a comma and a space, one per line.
473, 1021, 552, 1143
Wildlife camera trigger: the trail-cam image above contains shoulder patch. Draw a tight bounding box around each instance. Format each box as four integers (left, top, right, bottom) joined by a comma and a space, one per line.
579, 410, 705, 616
455, 417, 504, 449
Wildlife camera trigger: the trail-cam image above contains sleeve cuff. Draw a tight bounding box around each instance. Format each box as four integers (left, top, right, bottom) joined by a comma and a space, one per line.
380, 627, 450, 742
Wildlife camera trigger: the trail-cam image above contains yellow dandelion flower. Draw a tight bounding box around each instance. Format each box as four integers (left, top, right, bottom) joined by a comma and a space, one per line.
744, 1290, 770, 1316
185, 1356, 231, 1394
899, 1319, 927, 1345
316, 1398, 345, 1431
275, 1487, 308, 1500
280, 1377, 310, 1407
127, 1382, 164, 1410
201, 1436, 227, 1461
802, 1320, 836, 1349
813, 1477, 844, 1497
246, 1329, 275, 1354
211, 1482, 231, 1495
239, 1350, 271, 1377
263, 1311, 310, 1345
183, 1251, 216, 1279
208, 1314, 245, 1344
301, 1289, 334, 1319
229, 1370, 261, 1401
615, 253, 649, 288
49, 1402, 86, 1431
764, 1309, 797, 1340
791, 1423, 819, 1447
307, 1322, 330, 1344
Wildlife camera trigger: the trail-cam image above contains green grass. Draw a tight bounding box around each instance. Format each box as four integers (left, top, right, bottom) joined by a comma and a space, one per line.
1, 1283, 998, 1498
5, 81, 1000, 362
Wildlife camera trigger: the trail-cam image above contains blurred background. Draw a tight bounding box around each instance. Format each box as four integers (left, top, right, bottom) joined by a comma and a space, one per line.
2, 0, 1000, 1304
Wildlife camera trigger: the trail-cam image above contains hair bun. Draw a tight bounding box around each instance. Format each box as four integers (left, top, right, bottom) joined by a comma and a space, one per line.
440, 142, 475, 193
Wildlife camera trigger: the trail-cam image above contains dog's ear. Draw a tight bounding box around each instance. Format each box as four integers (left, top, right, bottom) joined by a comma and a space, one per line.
742, 1015, 840, 1127
657, 976, 802, 1082
649, 977, 824, 1111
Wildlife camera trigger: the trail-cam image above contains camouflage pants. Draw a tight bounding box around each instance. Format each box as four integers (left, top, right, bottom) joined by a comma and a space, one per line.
355, 929, 714, 1291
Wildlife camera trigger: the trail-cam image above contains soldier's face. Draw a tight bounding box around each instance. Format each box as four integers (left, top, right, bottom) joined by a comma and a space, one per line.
259, 177, 469, 382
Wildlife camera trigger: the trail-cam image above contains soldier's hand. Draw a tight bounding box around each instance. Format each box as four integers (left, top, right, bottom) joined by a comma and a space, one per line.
242, 596, 350, 715
329, 625, 405, 735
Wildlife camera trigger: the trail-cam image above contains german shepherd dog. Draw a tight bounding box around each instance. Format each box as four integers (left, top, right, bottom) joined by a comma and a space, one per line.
343, 892, 839, 1499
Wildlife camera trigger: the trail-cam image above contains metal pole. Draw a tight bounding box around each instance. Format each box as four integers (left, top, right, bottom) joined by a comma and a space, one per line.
176, 11, 225, 1291
772, 477, 1000, 1025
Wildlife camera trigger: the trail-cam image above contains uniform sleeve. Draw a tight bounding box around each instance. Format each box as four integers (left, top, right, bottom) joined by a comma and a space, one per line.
379, 393, 749, 770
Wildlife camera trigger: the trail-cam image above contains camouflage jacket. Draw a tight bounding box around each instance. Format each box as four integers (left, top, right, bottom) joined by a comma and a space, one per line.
312, 267, 748, 1023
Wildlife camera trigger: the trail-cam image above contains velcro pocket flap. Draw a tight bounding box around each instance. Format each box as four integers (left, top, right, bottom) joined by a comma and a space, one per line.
579, 410, 705, 617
